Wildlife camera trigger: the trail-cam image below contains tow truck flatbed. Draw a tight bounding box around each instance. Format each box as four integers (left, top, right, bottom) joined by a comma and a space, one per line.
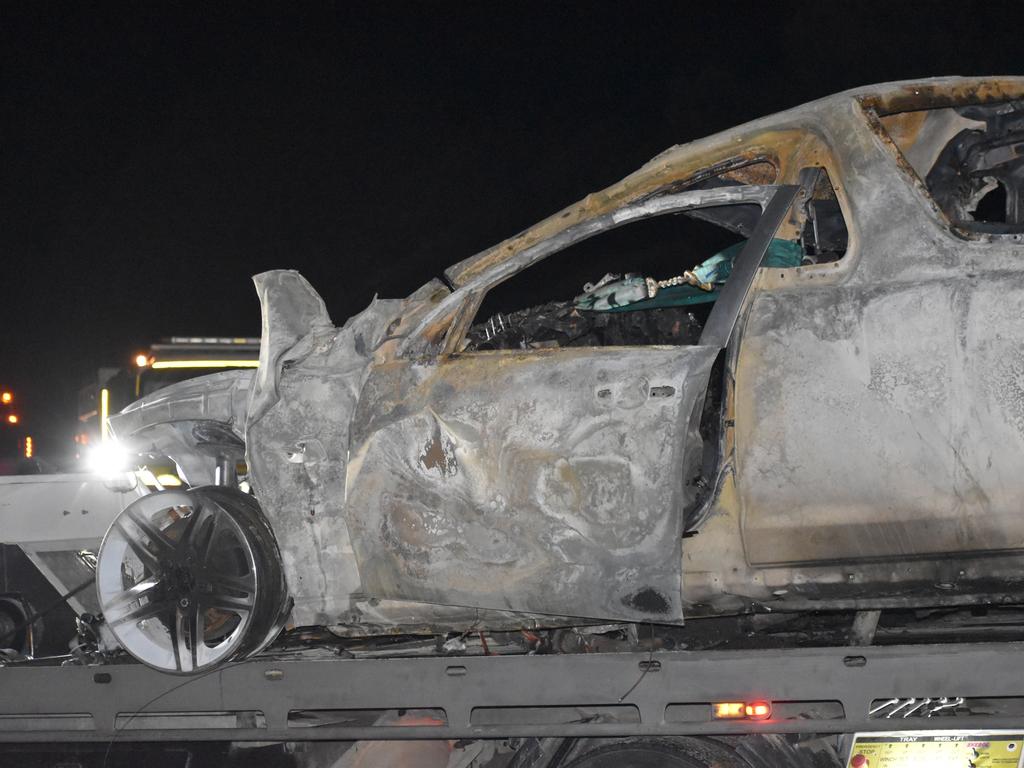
0, 641, 1020, 744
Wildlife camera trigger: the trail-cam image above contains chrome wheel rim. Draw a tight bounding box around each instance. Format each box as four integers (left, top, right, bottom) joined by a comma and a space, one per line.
96, 488, 265, 673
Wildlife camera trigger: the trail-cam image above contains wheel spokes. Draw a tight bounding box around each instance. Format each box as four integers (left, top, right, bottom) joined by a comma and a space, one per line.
158, 602, 207, 673
113, 520, 161, 572
204, 569, 256, 595
185, 601, 204, 671
174, 502, 206, 554
124, 507, 174, 554
121, 491, 193, 556
199, 502, 226, 561
107, 595, 174, 628
202, 592, 255, 616
168, 604, 183, 672
104, 576, 161, 613
97, 486, 282, 674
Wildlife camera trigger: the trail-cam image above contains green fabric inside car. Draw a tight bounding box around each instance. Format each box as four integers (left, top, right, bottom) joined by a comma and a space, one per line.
574, 239, 803, 312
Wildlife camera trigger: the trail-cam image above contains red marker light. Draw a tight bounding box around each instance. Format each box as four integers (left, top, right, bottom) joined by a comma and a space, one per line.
745, 701, 772, 719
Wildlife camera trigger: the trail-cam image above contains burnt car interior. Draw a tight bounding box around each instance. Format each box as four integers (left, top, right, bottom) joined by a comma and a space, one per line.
463, 166, 848, 352
877, 99, 1024, 232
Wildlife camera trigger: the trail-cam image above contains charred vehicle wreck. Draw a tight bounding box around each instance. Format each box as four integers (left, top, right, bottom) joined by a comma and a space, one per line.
89, 76, 1024, 677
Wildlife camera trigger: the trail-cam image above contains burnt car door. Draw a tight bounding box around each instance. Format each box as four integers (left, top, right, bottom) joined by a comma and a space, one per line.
343, 185, 797, 623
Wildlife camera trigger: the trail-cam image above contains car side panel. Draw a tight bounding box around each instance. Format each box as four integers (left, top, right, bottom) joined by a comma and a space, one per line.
345, 346, 717, 623
736, 276, 1024, 565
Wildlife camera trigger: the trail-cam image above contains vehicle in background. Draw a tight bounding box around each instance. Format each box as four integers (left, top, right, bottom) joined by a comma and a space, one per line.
0, 389, 42, 476
73, 337, 258, 483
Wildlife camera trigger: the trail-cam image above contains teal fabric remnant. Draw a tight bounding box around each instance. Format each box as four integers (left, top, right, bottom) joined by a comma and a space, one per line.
574, 239, 803, 313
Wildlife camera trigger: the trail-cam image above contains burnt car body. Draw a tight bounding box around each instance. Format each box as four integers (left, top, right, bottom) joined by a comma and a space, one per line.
96, 76, 1024, 672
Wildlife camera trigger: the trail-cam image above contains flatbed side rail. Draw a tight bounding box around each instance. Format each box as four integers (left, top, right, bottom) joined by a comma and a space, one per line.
0, 642, 1021, 742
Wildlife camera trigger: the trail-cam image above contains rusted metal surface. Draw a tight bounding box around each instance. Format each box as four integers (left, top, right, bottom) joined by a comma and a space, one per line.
858, 78, 1024, 116
345, 345, 717, 622
101, 76, 1024, 640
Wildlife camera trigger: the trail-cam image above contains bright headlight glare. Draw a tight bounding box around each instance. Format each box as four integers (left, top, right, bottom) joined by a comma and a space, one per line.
87, 441, 130, 476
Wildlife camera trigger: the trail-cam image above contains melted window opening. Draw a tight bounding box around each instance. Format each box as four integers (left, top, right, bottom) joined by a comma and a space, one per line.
461, 168, 847, 354
972, 179, 1008, 223
877, 101, 1024, 234
462, 207, 761, 353
798, 168, 848, 264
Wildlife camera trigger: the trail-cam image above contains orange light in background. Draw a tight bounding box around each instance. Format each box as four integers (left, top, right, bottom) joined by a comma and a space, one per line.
24, 436, 33, 458
6, 414, 18, 425
135, 354, 149, 367
1, 391, 11, 404
713, 702, 745, 719
100, 388, 110, 442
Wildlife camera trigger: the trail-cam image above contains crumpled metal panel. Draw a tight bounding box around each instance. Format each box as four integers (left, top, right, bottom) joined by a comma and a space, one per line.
244, 271, 405, 627
109, 369, 254, 486
249, 270, 335, 425
345, 345, 718, 623
243, 276, 589, 631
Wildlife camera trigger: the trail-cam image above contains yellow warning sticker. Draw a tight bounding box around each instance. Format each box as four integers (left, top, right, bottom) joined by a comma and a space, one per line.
848, 732, 1024, 767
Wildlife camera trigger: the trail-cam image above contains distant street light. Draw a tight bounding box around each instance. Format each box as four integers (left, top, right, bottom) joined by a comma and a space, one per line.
0, 392, 11, 404
7, 414, 18, 424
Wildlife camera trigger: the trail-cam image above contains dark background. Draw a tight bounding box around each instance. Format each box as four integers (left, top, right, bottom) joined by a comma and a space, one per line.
2, 0, 1022, 459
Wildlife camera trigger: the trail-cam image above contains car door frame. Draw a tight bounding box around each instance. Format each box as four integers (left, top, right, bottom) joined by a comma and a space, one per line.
342, 184, 799, 622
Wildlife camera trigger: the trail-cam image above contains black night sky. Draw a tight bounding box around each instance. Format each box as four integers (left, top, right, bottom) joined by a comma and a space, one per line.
2, 1, 1022, 459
